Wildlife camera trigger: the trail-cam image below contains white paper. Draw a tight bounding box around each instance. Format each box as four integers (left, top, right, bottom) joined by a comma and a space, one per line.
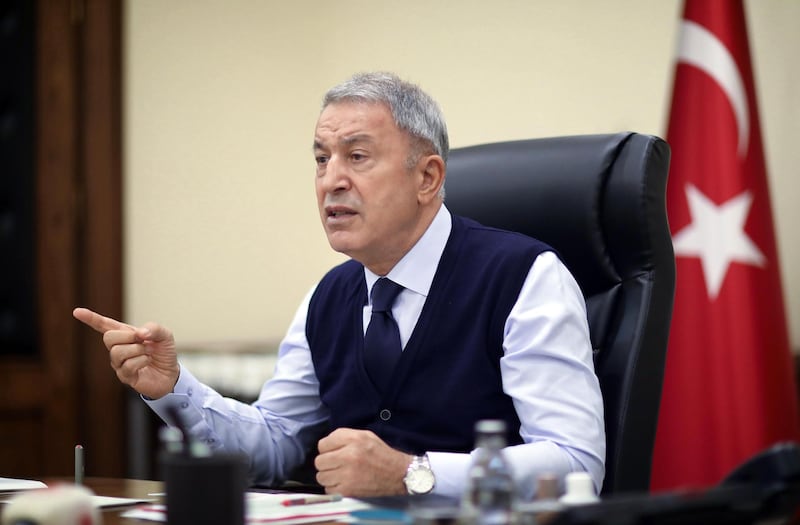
0, 477, 48, 493
121, 491, 374, 523
91, 494, 156, 508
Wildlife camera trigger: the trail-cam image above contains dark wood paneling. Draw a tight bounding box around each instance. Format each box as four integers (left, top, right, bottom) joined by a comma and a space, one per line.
78, 0, 126, 476
36, 0, 81, 476
0, 362, 45, 410
0, 0, 124, 478
0, 411, 44, 476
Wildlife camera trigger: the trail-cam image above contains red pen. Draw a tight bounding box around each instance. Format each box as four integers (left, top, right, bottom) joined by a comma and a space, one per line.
281, 494, 343, 507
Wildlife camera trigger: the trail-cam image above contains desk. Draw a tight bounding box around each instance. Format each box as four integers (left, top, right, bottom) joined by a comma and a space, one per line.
7, 478, 794, 525
1, 478, 354, 525
2, 478, 163, 525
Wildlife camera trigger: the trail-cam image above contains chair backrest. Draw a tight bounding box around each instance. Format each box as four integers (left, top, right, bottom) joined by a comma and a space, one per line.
444, 132, 675, 495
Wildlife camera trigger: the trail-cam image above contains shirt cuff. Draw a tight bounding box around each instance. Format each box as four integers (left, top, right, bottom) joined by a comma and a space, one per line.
427, 451, 472, 499
142, 364, 205, 428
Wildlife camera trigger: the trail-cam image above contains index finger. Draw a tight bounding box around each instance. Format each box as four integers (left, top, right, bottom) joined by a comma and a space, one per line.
73, 307, 135, 334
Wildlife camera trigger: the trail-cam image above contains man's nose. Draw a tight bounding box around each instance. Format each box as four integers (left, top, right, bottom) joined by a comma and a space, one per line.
319, 156, 350, 192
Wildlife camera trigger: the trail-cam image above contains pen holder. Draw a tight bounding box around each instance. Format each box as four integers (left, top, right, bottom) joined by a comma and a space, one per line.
162, 451, 248, 525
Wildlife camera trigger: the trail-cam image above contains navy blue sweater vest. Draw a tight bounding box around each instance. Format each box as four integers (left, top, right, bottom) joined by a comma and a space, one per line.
306, 215, 552, 454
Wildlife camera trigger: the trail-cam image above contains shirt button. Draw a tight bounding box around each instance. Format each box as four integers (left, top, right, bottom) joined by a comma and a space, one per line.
187, 388, 193, 396
379, 409, 392, 421
180, 402, 189, 409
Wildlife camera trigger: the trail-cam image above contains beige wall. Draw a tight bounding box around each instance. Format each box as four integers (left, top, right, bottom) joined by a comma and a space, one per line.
123, 0, 800, 350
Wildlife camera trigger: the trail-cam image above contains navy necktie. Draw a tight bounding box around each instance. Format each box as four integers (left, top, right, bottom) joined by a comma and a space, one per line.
364, 278, 404, 392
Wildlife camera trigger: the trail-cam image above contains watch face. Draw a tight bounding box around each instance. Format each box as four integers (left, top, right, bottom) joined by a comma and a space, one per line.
407, 468, 435, 494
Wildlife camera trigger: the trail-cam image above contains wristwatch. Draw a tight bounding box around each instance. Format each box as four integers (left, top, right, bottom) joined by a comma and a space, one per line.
403, 454, 435, 495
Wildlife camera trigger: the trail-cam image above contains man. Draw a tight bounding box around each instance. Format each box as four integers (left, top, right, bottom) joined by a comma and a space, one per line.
74, 72, 605, 499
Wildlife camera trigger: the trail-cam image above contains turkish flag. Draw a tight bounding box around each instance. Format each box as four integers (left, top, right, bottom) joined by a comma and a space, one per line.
650, 0, 800, 491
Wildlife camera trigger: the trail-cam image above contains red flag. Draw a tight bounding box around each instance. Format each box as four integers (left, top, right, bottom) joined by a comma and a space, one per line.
651, 0, 800, 491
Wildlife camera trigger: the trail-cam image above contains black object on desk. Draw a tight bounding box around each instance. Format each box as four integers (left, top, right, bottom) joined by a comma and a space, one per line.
162, 451, 248, 525
161, 406, 248, 525
548, 442, 800, 525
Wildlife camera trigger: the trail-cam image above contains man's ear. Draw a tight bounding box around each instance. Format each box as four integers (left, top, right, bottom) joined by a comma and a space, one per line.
417, 154, 446, 203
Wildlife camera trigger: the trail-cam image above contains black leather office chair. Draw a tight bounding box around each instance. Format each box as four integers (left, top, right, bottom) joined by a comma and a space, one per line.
445, 132, 675, 495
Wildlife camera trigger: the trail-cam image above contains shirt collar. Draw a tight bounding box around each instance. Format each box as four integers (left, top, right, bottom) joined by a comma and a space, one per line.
364, 204, 452, 300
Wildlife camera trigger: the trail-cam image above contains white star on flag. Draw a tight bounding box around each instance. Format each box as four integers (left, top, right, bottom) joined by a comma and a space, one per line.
672, 183, 766, 299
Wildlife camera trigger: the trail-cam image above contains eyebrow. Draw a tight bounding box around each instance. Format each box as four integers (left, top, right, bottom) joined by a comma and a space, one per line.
313, 133, 376, 151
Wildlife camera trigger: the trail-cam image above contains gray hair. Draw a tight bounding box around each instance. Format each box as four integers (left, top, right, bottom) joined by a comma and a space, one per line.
322, 72, 450, 167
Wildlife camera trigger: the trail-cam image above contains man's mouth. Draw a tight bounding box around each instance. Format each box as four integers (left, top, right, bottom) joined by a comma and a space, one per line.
326, 206, 357, 218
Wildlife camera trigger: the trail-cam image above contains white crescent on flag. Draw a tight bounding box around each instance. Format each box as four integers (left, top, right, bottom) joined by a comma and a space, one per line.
677, 20, 749, 157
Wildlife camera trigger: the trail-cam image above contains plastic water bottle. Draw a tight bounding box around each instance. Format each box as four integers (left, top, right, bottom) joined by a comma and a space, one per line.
461, 419, 517, 525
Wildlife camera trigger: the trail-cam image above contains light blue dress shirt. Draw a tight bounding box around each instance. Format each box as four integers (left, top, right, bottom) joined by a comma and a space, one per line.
147, 204, 605, 499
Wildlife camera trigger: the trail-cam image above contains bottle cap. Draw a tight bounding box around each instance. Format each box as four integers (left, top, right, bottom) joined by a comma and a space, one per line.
536, 473, 560, 500
558, 472, 600, 505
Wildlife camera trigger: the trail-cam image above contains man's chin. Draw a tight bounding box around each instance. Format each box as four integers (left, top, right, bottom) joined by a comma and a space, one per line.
325, 234, 358, 258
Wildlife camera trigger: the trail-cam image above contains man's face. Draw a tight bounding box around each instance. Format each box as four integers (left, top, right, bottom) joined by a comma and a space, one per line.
313, 101, 426, 275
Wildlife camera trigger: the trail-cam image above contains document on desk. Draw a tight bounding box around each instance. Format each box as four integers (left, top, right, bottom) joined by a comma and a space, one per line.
0, 477, 48, 493
120, 491, 375, 524
92, 494, 156, 508
1, 479, 151, 509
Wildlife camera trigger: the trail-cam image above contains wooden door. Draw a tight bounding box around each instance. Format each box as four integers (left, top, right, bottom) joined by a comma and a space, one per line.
0, 0, 125, 478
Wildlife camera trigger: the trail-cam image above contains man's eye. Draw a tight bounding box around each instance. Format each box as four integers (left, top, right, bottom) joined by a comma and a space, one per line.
351, 153, 366, 161
315, 155, 329, 165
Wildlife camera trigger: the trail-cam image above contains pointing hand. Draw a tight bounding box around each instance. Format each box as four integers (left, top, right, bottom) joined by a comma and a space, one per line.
73, 307, 180, 399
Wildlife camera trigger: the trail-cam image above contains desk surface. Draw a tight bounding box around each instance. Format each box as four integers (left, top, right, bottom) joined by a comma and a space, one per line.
2, 478, 163, 525
5, 478, 795, 525
1, 478, 344, 524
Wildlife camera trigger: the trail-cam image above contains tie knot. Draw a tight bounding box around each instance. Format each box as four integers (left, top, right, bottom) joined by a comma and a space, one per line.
371, 278, 404, 313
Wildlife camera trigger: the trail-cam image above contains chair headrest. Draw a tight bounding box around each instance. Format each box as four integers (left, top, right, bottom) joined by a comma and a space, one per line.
444, 132, 671, 298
